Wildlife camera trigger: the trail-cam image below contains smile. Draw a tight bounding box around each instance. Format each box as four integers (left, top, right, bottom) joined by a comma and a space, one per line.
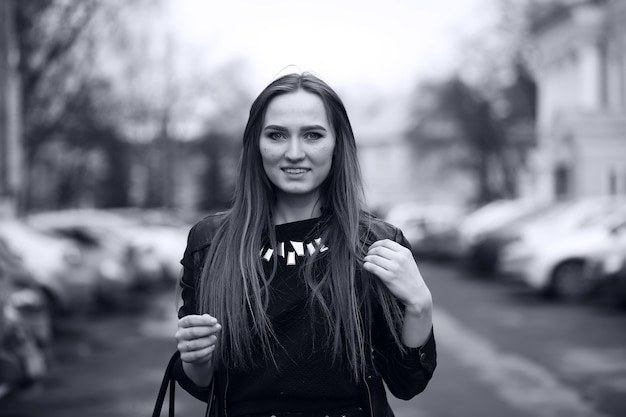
282, 168, 310, 174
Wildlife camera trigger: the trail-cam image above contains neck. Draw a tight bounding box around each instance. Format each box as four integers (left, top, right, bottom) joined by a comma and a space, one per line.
273, 193, 324, 225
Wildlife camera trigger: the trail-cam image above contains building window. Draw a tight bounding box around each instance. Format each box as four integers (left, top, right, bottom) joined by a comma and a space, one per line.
554, 164, 571, 199
601, 43, 609, 108
605, 42, 626, 112
609, 168, 617, 195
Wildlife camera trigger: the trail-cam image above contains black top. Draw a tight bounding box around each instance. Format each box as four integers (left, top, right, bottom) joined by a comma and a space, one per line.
226, 217, 361, 416
175, 211, 437, 417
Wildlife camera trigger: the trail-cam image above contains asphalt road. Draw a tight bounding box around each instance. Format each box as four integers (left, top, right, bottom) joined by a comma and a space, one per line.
0, 260, 625, 417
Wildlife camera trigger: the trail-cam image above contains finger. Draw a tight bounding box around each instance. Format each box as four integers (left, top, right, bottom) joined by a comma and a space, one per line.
181, 344, 216, 364
177, 335, 218, 352
368, 240, 412, 259
366, 245, 401, 261
176, 323, 221, 341
363, 253, 397, 272
363, 260, 393, 281
179, 314, 218, 328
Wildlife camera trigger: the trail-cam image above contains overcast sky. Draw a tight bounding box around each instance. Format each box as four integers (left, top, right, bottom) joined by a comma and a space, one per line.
164, 0, 498, 95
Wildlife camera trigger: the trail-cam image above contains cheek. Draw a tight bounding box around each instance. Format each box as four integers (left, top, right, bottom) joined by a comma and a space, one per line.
321, 144, 336, 165
260, 146, 280, 163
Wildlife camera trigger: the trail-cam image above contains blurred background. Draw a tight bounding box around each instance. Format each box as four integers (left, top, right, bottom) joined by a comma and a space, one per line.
1, 0, 626, 416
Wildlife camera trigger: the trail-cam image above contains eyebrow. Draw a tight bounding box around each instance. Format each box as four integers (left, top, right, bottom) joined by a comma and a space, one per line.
263, 124, 328, 132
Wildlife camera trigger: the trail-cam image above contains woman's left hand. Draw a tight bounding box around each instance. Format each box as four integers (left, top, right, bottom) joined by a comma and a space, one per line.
363, 239, 432, 316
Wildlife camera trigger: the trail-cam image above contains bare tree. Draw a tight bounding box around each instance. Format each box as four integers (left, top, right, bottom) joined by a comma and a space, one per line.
13, 0, 167, 211
406, 0, 539, 206
408, 77, 513, 204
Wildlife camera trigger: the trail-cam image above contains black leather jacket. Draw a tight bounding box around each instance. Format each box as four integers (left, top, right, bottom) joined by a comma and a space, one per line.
173, 211, 437, 417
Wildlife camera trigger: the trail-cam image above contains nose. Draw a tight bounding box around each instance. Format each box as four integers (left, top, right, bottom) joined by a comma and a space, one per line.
285, 137, 305, 161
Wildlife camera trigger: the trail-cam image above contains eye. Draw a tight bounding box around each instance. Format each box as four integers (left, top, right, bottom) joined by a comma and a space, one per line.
304, 132, 323, 140
267, 131, 286, 140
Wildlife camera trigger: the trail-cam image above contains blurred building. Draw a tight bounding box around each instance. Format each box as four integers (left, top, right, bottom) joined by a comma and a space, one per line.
0, 0, 22, 217
354, 94, 475, 214
527, 0, 626, 202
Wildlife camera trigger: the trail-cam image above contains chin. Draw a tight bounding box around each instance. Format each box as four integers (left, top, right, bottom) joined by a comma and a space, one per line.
280, 189, 314, 196
276, 185, 319, 197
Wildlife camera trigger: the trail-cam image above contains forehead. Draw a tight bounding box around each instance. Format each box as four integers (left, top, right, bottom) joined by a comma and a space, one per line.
263, 90, 329, 126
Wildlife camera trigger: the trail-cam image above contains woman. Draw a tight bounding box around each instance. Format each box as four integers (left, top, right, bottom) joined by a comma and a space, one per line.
174, 72, 436, 417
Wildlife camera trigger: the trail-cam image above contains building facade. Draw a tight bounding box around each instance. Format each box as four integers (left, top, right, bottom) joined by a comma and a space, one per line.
527, 0, 626, 203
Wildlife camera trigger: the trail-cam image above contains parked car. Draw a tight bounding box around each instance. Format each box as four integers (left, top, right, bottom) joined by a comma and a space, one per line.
0, 238, 52, 345
127, 225, 186, 283
25, 216, 137, 308
585, 218, 626, 307
0, 237, 52, 398
107, 208, 191, 282
452, 199, 549, 274
0, 219, 98, 312
26, 210, 167, 288
499, 205, 626, 301
501, 196, 626, 253
384, 203, 466, 258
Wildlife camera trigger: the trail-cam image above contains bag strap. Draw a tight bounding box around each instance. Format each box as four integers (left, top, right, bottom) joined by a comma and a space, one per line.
152, 351, 217, 417
152, 351, 180, 417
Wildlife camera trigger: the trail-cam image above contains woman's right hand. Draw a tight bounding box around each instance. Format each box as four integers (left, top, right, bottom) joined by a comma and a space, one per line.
175, 314, 221, 365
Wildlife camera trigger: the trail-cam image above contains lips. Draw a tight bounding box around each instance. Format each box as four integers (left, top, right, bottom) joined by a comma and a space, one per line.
282, 168, 310, 174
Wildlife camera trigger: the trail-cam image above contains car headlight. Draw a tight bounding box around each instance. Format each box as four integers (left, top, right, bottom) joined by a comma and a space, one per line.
99, 259, 126, 282
501, 242, 533, 262
602, 253, 625, 275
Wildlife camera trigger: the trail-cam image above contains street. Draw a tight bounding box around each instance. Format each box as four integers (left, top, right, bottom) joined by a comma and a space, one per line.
0, 260, 625, 417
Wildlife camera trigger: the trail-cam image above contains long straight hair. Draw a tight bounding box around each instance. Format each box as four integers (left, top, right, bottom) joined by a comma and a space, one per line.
197, 72, 405, 380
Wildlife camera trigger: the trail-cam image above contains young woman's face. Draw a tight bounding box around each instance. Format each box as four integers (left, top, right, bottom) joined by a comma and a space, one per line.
260, 90, 336, 201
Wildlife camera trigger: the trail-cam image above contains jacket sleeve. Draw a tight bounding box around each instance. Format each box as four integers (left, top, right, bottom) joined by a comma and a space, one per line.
172, 217, 216, 402
371, 226, 437, 400
176, 213, 224, 319
177, 221, 202, 319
